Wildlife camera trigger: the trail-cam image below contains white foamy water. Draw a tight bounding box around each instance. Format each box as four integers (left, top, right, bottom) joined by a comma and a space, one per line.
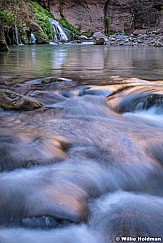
0, 225, 101, 243
0, 42, 163, 242
124, 107, 163, 128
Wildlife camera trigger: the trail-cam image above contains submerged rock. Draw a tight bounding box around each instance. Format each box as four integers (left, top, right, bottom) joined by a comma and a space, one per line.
0, 89, 42, 110
90, 191, 163, 242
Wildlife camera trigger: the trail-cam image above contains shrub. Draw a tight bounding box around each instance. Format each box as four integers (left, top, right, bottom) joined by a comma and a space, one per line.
59, 18, 81, 36
30, 1, 54, 39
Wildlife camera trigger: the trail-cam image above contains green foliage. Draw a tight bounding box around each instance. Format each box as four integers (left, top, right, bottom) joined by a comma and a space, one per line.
59, 18, 81, 36
81, 32, 93, 38
104, 16, 110, 35
0, 10, 16, 25
30, 1, 53, 18
30, 1, 81, 39
30, 1, 54, 39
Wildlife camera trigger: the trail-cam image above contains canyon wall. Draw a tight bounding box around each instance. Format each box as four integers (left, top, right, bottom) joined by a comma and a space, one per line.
49, 0, 107, 33
38, 0, 163, 33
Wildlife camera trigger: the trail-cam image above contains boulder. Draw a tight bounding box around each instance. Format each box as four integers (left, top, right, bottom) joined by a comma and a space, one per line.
0, 89, 42, 110
0, 38, 9, 52
156, 28, 163, 35
36, 36, 49, 44
133, 29, 147, 35
29, 22, 43, 33
79, 35, 89, 40
153, 41, 163, 47
93, 32, 107, 45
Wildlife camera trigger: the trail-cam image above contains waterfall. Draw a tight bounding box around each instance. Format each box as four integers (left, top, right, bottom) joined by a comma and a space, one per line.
31, 33, 36, 44
49, 18, 68, 42
15, 25, 19, 45
15, 25, 22, 45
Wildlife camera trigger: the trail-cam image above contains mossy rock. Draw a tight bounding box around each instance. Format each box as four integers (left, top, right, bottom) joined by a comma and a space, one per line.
0, 38, 9, 51
0, 24, 9, 51
30, 1, 54, 40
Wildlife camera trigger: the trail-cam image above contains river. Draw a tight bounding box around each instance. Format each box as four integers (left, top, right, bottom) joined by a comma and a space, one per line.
0, 44, 163, 243
0, 45, 163, 82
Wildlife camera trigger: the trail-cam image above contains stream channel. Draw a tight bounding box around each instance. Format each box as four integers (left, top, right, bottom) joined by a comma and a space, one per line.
0, 44, 163, 243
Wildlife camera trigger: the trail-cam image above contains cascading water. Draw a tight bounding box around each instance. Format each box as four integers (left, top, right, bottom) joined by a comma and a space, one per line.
49, 18, 68, 42
0, 46, 163, 243
15, 25, 22, 45
31, 33, 36, 44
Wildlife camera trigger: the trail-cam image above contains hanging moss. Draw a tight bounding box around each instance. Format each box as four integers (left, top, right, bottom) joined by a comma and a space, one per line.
0, 0, 81, 45
0, 10, 16, 26
59, 18, 81, 36
30, 1, 54, 40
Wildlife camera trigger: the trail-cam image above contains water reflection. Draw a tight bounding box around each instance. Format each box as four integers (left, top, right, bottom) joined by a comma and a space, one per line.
0, 45, 162, 83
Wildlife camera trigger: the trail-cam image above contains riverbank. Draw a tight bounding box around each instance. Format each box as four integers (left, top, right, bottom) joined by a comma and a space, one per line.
0, 0, 80, 51
0, 0, 163, 51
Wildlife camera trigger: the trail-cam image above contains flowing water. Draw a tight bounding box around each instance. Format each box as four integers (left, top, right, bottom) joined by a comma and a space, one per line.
49, 19, 68, 42
0, 44, 163, 243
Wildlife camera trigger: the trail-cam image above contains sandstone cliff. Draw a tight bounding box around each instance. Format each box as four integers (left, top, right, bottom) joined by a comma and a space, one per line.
49, 0, 106, 33
38, 0, 163, 34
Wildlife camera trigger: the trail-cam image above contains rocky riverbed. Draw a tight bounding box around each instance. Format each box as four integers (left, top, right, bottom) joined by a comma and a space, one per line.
79, 29, 163, 47
0, 75, 163, 243
107, 30, 163, 47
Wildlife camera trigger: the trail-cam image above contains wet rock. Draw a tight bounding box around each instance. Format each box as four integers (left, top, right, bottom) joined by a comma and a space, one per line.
36, 36, 49, 44
147, 143, 163, 167
0, 89, 42, 110
0, 126, 70, 172
107, 32, 163, 47
12, 77, 77, 95
90, 192, 163, 241
153, 41, 163, 47
79, 35, 89, 41
107, 85, 163, 113
23, 21, 48, 45
29, 22, 43, 33
21, 215, 59, 228
156, 28, 163, 35
93, 32, 107, 45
